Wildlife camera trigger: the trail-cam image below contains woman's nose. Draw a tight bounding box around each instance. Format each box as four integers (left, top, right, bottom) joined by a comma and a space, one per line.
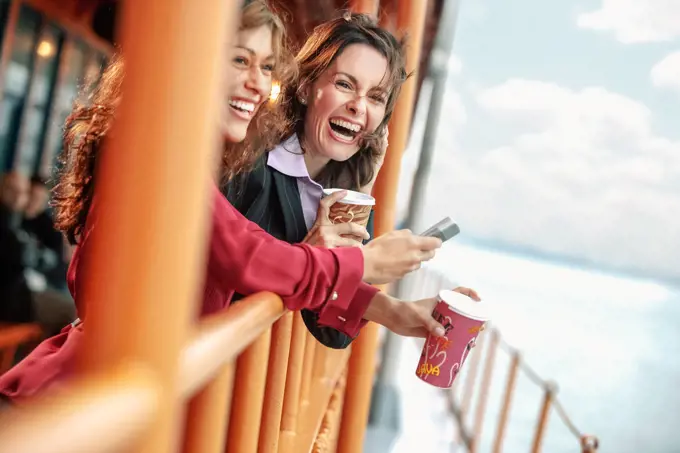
346, 96, 367, 116
245, 67, 267, 97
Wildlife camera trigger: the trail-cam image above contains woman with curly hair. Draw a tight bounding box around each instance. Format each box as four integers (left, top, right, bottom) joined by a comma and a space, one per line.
0, 1, 446, 406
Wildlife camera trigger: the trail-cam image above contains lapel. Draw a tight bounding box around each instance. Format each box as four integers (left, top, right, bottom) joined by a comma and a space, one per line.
225, 153, 308, 244
270, 168, 307, 244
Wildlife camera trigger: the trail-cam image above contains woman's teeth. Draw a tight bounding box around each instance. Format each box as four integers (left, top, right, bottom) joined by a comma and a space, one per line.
330, 118, 361, 132
229, 99, 255, 113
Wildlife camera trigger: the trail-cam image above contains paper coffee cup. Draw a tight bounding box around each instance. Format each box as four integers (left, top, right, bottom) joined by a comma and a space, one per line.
322, 188, 375, 227
415, 290, 490, 388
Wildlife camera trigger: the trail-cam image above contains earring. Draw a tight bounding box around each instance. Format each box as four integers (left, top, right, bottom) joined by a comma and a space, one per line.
299, 97, 307, 105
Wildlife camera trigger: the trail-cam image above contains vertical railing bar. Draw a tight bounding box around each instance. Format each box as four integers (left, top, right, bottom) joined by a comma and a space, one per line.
491, 351, 520, 453
76, 0, 238, 451
226, 330, 272, 453
182, 362, 235, 453
470, 329, 499, 453
311, 332, 328, 380
460, 325, 484, 423
530, 382, 557, 453
258, 313, 294, 453
279, 313, 307, 453
299, 333, 316, 407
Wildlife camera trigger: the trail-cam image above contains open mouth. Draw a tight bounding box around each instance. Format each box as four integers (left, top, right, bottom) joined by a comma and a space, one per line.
329, 118, 362, 142
229, 99, 256, 117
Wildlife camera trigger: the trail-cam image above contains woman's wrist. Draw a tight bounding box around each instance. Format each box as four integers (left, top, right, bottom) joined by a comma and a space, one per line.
363, 291, 397, 326
359, 246, 375, 283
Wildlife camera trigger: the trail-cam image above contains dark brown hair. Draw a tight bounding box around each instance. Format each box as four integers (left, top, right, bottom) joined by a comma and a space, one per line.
53, 0, 293, 244
276, 12, 408, 190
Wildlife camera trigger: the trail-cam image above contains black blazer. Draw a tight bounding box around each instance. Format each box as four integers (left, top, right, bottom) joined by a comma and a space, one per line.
223, 153, 374, 349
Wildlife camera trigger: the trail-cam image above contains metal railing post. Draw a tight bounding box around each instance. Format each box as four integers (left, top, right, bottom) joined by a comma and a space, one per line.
470, 329, 499, 452
530, 382, 557, 453
491, 352, 520, 453
258, 313, 294, 453
226, 331, 272, 453
75, 0, 238, 451
182, 363, 235, 453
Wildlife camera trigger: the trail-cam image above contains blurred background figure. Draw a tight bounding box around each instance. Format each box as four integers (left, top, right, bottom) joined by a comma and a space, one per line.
0, 171, 74, 341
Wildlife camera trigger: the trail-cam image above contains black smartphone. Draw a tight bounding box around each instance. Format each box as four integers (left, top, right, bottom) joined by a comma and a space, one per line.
419, 217, 460, 242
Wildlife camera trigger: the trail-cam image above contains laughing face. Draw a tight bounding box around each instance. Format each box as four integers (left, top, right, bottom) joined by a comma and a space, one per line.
222, 24, 275, 143
300, 44, 389, 176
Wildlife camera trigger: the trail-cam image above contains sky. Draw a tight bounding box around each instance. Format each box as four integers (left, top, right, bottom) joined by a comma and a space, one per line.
397, 0, 680, 284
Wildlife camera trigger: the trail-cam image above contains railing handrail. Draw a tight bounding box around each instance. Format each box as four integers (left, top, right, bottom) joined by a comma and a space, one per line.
447, 325, 599, 453
0, 324, 42, 350
0, 291, 289, 453
180, 292, 285, 397
0, 364, 160, 453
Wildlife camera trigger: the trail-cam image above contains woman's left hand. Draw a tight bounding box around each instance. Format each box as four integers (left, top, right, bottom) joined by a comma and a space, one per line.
364, 285, 482, 339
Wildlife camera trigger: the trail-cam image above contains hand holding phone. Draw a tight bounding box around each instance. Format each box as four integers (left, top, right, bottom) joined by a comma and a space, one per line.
419, 217, 460, 242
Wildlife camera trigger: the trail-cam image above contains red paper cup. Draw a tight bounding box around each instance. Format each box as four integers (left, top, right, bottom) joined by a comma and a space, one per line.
415, 290, 490, 388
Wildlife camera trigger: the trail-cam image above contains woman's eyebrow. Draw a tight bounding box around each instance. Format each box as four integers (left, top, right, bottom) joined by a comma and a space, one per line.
234, 45, 274, 60
335, 71, 389, 93
335, 71, 359, 86
235, 45, 256, 56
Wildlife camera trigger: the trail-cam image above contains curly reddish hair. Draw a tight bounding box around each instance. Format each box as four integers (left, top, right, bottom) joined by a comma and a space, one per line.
52, 0, 295, 245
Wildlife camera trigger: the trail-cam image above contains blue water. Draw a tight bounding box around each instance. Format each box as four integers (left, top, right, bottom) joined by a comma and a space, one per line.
393, 242, 680, 453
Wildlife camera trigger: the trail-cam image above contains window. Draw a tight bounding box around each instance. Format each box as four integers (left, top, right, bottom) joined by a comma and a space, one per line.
0, 4, 40, 171
14, 23, 64, 175
40, 39, 88, 178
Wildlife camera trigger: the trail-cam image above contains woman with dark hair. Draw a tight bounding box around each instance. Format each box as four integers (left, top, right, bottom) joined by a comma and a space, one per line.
0, 1, 445, 406
224, 12, 481, 349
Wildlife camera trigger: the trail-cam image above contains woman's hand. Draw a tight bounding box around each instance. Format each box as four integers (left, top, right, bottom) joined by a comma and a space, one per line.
303, 189, 369, 248
361, 229, 442, 284
452, 286, 481, 301
363, 287, 483, 338
364, 293, 444, 338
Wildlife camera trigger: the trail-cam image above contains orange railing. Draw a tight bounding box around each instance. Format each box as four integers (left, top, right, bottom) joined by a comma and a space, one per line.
0, 0, 422, 452
0, 324, 42, 373
0, 292, 359, 453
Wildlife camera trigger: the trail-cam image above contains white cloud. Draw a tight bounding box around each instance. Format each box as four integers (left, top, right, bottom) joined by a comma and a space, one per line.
448, 54, 463, 75
411, 78, 680, 281
577, 0, 680, 44
651, 51, 680, 94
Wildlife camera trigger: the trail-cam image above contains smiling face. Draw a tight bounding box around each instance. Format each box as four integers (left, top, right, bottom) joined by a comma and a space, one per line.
222, 24, 275, 143
301, 44, 390, 173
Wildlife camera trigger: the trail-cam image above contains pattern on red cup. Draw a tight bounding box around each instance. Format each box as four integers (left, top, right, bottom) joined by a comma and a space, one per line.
416, 293, 488, 388
328, 203, 372, 227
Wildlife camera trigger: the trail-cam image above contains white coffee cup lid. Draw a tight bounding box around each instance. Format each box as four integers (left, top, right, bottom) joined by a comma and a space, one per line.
438, 289, 490, 321
323, 188, 376, 206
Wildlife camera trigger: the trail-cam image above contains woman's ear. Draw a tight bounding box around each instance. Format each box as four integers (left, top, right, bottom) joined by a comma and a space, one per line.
297, 83, 310, 105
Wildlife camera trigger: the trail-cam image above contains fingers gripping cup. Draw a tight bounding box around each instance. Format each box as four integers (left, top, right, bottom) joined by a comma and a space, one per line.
416, 290, 490, 388
322, 188, 375, 227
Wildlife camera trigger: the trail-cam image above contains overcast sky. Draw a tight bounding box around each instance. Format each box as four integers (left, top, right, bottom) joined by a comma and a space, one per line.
397, 0, 680, 283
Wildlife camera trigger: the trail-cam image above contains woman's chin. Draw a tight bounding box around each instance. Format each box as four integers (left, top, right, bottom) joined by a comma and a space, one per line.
223, 126, 248, 144
324, 145, 360, 162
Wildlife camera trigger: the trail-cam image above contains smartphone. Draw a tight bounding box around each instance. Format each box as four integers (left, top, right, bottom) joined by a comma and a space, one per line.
419, 217, 460, 242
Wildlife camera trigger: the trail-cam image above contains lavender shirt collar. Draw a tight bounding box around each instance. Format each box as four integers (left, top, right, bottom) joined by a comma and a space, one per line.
267, 134, 324, 230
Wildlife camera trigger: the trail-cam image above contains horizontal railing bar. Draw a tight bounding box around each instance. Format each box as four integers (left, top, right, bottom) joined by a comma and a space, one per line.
0, 324, 42, 349
179, 292, 285, 397
0, 364, 159, 453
